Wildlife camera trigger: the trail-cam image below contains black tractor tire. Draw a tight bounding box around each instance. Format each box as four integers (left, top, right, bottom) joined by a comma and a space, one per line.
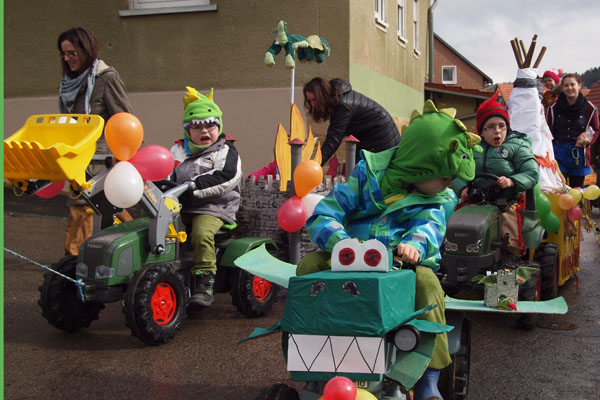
38, 256, 105, 332
534, 242, 560, 300
515, 264, 541, 330
231, 268, 279, 318
124, 263, 188, 345
255, 384, 299, 400
439, 317, 471, 400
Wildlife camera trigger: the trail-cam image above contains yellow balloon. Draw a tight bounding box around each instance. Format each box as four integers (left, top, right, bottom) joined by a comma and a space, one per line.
355, 388, 378, 400
567, 188, 582, 204
583, 184, 600, 200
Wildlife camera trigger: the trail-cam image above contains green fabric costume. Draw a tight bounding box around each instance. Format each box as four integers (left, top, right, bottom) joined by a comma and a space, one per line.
299, 100, 481, 369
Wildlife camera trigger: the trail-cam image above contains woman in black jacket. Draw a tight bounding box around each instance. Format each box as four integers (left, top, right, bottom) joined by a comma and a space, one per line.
303, 77, 401, 166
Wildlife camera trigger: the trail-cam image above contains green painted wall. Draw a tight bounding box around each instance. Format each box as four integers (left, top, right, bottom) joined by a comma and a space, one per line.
349, 62, 423, 119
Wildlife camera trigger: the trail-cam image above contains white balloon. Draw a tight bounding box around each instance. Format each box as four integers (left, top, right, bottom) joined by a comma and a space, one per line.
302, 193, 324, 218
104, 161, 144, 208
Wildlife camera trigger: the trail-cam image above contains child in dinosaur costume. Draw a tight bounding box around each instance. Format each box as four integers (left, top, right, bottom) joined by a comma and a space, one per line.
264, 20, 330, 69
170, 87, 242, 307
296, 100, 482, 400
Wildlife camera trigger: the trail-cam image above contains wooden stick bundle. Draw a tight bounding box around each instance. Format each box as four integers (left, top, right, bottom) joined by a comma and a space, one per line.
510, 35, 546, 69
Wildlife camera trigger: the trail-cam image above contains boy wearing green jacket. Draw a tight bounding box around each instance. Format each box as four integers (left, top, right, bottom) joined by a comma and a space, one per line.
454, 91, 539, 255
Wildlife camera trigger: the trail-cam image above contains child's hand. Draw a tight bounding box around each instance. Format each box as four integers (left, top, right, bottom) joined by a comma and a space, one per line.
396, 243, 420, 264
460, 188, 469, 202
496, 176, 514, 188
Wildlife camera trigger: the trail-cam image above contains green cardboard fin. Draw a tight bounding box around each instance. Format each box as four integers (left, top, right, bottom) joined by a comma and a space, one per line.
388, 332, 436, 389
444, 295, 568, 314
234, 244, 296, 288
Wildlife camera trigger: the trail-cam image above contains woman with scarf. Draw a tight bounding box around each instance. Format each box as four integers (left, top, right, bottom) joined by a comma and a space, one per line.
546, 73, 599, 188
58, 27, 133, 256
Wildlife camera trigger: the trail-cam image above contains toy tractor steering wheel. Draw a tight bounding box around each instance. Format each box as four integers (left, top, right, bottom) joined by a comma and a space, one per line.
466, 172, 504, 204
154, 179, 179, 192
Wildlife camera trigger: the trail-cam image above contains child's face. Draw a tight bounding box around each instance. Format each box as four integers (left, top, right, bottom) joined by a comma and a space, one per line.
542, 76, 556, 90
413, 176, 453, 196
481, 117, 507, 148
189, 121, 219, 146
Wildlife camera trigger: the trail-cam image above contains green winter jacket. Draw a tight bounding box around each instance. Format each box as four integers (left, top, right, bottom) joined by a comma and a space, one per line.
452, 130, 539, 199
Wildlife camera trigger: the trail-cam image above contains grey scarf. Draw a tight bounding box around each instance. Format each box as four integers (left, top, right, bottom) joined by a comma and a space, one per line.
58, 59, 98, 114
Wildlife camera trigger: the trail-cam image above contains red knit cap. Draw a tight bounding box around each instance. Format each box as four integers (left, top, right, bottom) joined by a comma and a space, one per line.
476, 91, 510, 134
543, 68, 563, 85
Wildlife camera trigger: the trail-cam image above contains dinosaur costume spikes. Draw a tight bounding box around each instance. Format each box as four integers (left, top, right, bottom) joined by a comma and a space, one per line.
422, 99, 439, 114
454, 119, 467, 133
439, 107, 457, 119
409, 109, 422, 122
465, 131, 482, 150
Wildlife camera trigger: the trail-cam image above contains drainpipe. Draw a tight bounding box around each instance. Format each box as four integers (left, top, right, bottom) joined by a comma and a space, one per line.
428, 0, 439, 83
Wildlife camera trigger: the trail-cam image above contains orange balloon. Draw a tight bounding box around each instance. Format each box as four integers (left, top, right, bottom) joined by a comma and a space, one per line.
293, 160, 323, 197
558, 193, 575, 210
105, 112, 144, 161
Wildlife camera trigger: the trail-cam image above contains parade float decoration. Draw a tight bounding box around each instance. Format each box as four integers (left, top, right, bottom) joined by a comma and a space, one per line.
506, 35, 599, 290
236, 101, 569, 400
264, 20, 331, 70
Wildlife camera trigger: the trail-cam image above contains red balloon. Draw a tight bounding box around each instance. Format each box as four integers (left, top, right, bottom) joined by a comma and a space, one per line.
323, 376, 357, 400
277, 196, 307, 232
35, 181, 65, 199
129, 145, 175, 181
566, 206, 582, 221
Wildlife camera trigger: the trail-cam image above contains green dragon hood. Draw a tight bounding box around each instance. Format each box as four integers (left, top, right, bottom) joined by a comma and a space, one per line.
381, 100, 482, 196
182, 86, 223, 134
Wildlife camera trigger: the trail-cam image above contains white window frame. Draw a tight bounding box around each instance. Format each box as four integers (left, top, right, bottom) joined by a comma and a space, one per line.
375, 0, 389, 29
397, 0, 406, 43
413, 0, 420, 55
120, 0, 217, 17
442, 65, 457, 84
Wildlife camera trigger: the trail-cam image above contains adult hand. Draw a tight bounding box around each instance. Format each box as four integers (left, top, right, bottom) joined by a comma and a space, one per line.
396, 243, 420, 264
576, 132, 591, 147
496, 176, 514, 188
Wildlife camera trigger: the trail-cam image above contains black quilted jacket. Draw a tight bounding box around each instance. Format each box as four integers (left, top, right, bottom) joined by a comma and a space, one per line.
320, 79, 401, 165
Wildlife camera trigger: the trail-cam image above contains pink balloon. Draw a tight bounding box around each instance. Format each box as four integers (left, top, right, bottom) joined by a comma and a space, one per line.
566, 206, 582, 221
277, 196, 307, 232
35, 181, 65, 199
129, 145, 174, 181
323, 376, 357, 400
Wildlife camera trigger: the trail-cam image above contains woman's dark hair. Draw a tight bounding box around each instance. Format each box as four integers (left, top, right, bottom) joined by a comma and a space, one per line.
560, 73, 581, 85
57, 27, 99, 78
303, 77, 339, 122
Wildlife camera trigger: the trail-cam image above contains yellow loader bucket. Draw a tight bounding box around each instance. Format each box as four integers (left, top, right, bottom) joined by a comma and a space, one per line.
4, 114, 104, 190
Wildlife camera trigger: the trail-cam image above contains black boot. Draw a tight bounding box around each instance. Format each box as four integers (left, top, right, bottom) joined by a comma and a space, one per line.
190, 272, 215, 308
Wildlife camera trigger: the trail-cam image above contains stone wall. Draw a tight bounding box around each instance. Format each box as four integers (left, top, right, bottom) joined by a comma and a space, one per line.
234, 175, 346, 263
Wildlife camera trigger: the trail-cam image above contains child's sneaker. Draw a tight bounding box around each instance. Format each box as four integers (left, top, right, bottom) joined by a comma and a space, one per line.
190, 271, 215, 307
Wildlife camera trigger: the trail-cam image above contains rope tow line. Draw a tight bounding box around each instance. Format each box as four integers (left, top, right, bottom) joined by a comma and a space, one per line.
4, 248, 86, 302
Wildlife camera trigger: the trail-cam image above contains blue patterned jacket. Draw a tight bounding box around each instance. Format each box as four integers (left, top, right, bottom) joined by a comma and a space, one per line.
306, 148, 458, 272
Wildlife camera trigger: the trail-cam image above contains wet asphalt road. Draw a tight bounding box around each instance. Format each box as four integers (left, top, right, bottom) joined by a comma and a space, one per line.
3, 189, 600, 400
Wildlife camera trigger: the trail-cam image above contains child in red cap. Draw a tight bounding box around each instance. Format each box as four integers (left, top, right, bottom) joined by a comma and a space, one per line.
541, 68, 563, 111
454, 91, 539, 255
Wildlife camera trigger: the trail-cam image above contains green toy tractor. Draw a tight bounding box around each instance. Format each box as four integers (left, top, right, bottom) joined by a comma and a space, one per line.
34, 170, 279, 345
439, 173, 559, 327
